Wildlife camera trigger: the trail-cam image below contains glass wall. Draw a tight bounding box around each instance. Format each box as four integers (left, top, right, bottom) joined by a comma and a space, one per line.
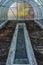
0, 0, 43, 25
0, 6, 8, 24
8, 2, 34, 20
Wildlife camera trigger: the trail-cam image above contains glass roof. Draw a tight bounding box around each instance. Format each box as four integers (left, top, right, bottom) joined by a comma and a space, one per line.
35, 0, 43, 5
0, 0, 43, 7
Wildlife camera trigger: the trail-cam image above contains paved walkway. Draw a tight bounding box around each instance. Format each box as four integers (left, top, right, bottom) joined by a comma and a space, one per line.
6, 23, 38, 65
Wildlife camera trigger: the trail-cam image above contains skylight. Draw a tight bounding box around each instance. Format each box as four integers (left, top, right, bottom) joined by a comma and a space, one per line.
35, 0, 43, 5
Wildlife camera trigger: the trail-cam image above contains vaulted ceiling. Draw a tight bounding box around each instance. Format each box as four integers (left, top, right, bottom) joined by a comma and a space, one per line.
0, 0, 43, 7
0, 0, 43, 20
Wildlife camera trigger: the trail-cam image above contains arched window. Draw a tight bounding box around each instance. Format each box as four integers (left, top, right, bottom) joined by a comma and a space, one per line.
8, 1, 34, 20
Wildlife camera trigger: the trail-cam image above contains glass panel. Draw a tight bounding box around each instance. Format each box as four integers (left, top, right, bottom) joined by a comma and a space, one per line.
8, 1, 34, 20
0, 6, 8, 24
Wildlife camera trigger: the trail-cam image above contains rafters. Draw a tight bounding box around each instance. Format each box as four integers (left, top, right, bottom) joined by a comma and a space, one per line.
0, 0, 43, 7
35, 0, 43, 6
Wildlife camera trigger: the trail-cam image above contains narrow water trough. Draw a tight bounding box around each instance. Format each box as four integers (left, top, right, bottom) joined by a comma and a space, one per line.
6, 23, 38, 65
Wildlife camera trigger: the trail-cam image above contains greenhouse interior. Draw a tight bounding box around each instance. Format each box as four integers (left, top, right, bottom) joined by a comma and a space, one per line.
0, 0, 43, 65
